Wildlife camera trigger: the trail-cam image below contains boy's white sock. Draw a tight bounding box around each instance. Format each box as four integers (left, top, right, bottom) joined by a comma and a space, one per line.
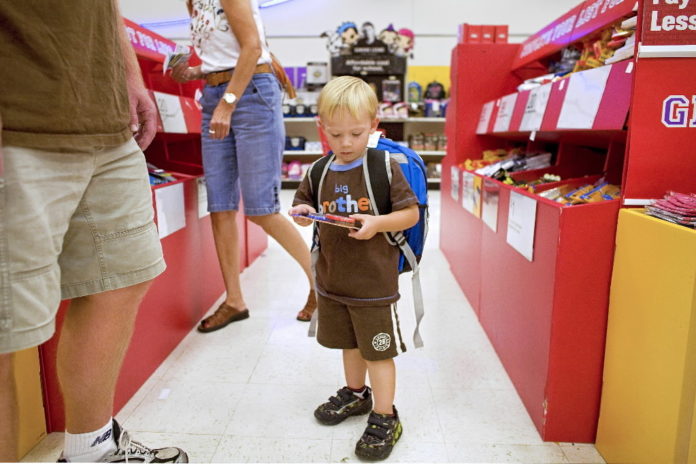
349, 385, 369, 399
63, 418, 117, 462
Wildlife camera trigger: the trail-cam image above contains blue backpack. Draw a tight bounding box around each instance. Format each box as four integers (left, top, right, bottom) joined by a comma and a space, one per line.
307, 136, 428, 347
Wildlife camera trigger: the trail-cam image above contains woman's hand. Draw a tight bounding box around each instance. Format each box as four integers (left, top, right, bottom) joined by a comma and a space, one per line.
289, 205, 316, 227
170, 63, 202, 83
208, 101, 236, 140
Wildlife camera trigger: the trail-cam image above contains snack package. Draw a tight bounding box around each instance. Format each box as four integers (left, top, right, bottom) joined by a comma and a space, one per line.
163, 45, 192, 75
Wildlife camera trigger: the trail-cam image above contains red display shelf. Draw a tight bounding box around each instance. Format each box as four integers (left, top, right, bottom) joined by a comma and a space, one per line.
481, 59, 634, 137
441, 0, 693, 443
478, 180, 620, 442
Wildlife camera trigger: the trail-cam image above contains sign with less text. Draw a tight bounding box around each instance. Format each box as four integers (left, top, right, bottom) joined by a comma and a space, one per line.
641, 0, 696, 46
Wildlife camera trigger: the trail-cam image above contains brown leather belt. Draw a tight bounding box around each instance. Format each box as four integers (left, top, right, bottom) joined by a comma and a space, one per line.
204, 63, 273, 86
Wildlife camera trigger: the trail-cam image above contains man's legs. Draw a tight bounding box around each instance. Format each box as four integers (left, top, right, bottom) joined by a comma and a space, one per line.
57, 280, 151, 433
0, 353, 18, 462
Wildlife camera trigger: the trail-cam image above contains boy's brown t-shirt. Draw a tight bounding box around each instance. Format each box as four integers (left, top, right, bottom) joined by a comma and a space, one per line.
294, 156, 418, 306
0, 1, 131, 150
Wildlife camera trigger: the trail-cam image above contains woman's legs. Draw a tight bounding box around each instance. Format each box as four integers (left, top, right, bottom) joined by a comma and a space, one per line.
210, 210, 246, 310
248, 212, 313, 287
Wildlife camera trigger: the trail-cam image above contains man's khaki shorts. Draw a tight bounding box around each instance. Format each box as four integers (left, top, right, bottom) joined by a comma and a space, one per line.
0, 138, 165, 354
316, 294, 407, 361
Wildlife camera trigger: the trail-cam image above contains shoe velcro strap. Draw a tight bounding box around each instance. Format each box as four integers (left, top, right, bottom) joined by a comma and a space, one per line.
330, 389, 355, 407
364, 423, 389, 440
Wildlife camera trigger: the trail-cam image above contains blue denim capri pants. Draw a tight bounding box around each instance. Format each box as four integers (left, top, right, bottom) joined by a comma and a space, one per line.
200, 73, 285, 216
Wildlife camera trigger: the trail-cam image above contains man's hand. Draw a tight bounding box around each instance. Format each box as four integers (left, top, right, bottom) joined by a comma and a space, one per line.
289, 204, 316, 227
348, 214, 379, 240
127, 84, 157, 151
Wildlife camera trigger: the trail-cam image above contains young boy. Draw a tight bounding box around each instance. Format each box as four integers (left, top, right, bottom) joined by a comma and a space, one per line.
289, 76, 419, 461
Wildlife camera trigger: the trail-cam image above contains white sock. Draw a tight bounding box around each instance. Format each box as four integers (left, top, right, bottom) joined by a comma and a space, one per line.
64, 419, 117, 463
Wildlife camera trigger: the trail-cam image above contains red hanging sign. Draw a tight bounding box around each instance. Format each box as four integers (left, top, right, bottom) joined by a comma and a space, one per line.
641, 0, 696, 46
513, 4, 584, 69
571, 0, 638, 42
123, 18, 177, 62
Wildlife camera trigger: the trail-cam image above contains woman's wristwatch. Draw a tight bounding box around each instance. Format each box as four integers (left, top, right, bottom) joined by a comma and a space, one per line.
222, 92, 237, 105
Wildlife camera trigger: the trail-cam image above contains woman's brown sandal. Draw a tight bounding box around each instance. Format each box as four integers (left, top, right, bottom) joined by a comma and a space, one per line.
198, 302, 249, 333
296, 290, 317, 322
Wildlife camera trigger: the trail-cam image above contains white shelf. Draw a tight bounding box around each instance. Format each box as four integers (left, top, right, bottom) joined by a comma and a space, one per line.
282, 117, 446, 123
419, 150, 446, 156
283, 117, 317, 122
283, 150, 323, 156
427, 178, 441, 183
380, 117, 446, 123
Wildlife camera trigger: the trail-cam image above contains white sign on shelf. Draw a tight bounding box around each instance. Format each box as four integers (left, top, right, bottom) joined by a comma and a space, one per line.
519, 83, 552, 132
197, 177, 209, 218
493, 93, 518, 132
462, 171, 475, 213
476, 101, 495, 134
155, 182, 186, 239
506, 191, 537, 261
450, 166, 460, 202
153, 91, 187, 133
556, 65, 612, 129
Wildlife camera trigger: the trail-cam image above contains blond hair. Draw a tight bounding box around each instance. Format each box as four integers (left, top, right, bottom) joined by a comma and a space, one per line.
317, 76, 378, 120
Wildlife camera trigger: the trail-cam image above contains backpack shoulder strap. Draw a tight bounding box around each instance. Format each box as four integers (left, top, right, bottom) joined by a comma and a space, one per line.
308, 155, 334, 208
364, 148, 392, 216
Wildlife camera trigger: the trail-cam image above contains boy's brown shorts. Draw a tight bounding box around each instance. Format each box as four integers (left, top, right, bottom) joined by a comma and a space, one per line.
316, 294, 407, 361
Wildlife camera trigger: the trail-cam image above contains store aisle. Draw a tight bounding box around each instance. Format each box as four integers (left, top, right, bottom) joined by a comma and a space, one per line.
23, 191, 605, 464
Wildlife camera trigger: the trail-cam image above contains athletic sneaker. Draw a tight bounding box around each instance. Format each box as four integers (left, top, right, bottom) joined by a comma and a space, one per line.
355, 407, 403, 461
58, 419, 188, 463
314, 386, 373, 425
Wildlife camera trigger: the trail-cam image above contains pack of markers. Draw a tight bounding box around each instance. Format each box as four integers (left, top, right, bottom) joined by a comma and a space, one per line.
291, 213, 361, 229
645, 191, 696, 228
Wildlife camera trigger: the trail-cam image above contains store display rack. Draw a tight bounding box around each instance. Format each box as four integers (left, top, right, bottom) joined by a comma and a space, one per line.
282, 116, 445, 189
37, 20, 268, 432
440, 0, 695, 443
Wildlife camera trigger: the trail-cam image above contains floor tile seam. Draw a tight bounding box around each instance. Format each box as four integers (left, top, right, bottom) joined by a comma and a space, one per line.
124, 430, 226, 437
244, 380, 342, 387
148, 379, 253, 386
117, 378, 161, 422
558, 445, 603, 464
443, 439, 564, 448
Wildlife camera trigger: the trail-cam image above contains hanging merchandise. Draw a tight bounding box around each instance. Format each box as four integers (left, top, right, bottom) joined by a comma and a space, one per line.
396, 28, 415, 58
424, 81, 446, 100
407, 81, 422, 103
306, 62, 328, 86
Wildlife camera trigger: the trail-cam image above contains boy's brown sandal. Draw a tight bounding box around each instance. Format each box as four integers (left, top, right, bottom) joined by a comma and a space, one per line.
197, 302, 249, 333
296, 289, 317, 322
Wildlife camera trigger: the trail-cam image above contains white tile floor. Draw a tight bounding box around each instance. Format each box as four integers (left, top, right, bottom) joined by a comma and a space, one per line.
23, 190, 606, 464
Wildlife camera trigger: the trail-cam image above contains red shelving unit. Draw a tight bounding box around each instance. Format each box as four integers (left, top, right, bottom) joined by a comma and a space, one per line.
38, 19, 267, 432
441, 0, 695, 443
